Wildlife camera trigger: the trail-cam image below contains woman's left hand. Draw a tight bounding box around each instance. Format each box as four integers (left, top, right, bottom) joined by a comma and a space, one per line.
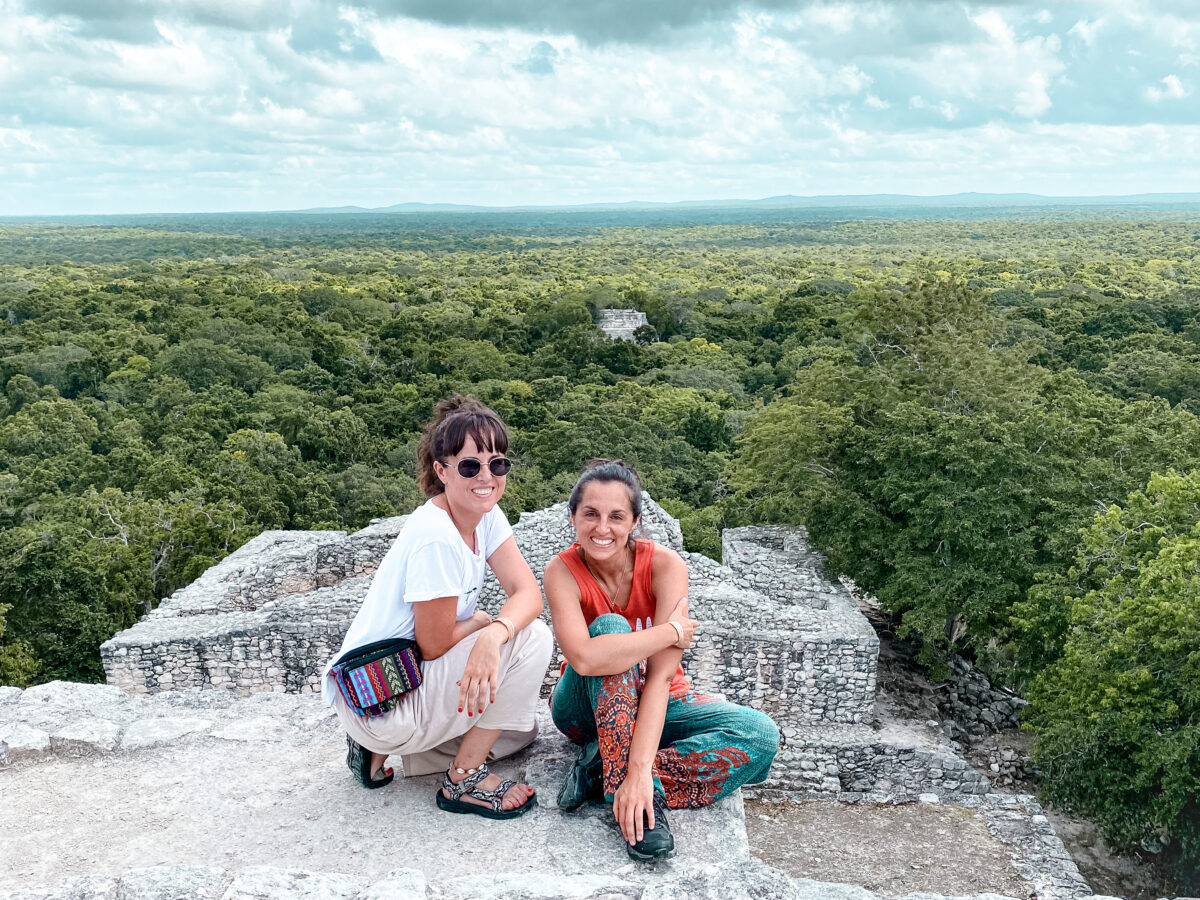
612, 765, 656, 845
457, 625, 503, 716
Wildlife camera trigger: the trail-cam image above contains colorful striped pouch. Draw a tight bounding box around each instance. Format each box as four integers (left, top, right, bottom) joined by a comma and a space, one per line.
331, 638, 423, 718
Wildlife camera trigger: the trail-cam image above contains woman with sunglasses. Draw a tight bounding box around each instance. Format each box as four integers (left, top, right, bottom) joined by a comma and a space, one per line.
322, 395, 552, 818
545, 460, 779, 859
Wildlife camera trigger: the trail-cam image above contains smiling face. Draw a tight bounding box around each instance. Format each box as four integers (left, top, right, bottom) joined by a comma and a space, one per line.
570, 479, 639, 562
434, 434, 507, 520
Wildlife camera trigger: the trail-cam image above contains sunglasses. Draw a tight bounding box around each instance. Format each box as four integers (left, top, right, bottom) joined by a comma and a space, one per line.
442, 456, 513, 479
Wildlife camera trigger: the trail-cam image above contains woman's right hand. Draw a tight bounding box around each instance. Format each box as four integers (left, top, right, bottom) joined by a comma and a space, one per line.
666, 596, 698, 649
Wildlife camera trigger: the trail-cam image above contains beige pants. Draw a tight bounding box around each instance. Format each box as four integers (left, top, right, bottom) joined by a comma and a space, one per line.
335, 618, 553, 777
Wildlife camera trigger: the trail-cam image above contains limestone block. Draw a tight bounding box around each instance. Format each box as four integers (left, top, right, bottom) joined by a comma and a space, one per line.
0, 722, 51, 764
786, 878, 878, 900
0, 687, 21, 706
14, 682, 134, 730
0, 875, 118, 900
355, 868, 426, 900
116, 866, 224, 900
435, 874, 637, 900
210, 716, 291, 743
51, 719, 123, 756
120, 717, 212, 750
221, 868, 364, 900
638, 861, 810, 900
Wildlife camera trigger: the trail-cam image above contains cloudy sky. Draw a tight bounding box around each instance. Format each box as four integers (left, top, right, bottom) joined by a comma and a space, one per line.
1, 0, 1198, 214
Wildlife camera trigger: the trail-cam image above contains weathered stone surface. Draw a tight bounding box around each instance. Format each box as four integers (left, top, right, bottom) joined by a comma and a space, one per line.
120, 717, 212, 749
786, 877, 879, 900
0, 687, 21, 706
0, 722, 50, 763
221, 867, 364, 899
638, 860, 804, 899
355, 868, 426, 900
210, 716, 291, 743
0, 875, 118, 900
50, 718, 123, 756
15, 682, 134, 730
435, 874, 637, 900
116, 866, 224, 900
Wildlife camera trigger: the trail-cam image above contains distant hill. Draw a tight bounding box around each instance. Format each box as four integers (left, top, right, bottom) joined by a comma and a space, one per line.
294, 192, 1200, 215
6, 192, 1200, 226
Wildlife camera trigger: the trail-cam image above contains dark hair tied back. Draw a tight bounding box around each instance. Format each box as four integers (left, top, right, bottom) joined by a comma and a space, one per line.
567, 458, 643, 519
417, 395, 509, 497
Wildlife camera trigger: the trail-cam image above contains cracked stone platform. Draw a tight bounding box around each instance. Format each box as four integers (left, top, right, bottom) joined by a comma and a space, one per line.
1, 684, 1101, 900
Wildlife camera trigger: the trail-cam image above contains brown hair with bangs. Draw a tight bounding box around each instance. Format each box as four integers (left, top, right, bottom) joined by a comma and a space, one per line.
417, 395, 510, 497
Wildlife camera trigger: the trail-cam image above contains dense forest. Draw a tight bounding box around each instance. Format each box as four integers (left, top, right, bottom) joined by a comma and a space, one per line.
1, 207, 1197, 882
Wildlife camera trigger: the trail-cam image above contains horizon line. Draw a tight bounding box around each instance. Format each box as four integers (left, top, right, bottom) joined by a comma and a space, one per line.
4, 190, 1200, 220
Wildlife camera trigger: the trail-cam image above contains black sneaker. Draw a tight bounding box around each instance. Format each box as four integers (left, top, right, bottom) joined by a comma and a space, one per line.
626, 790, 675, 861
557, 740, 602, 811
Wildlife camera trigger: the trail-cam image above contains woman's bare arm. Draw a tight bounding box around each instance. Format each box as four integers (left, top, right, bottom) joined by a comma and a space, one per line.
486, 535, 545, 635
413, 596, 491, 660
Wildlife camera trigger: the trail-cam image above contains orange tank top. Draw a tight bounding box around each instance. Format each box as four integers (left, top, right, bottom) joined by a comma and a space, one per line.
557, 538, 691, 698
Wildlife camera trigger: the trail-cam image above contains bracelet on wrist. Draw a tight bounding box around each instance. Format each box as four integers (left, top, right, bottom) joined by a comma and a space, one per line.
667, 620, 684, 643
494, 616, 516, 642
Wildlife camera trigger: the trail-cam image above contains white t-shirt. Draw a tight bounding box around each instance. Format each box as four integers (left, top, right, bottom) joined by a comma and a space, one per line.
321, 498, 514, 705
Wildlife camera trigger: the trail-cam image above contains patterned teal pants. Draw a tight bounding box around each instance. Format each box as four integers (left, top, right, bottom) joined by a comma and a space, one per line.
550, 613, 780, 808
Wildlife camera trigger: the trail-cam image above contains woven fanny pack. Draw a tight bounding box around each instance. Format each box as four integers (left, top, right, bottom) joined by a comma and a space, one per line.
331, 637, 423, 718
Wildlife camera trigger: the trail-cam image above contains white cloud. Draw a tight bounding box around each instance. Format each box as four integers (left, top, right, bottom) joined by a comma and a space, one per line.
1146, 73, 1189, 101
1067, 17, 1103, 46
1015, 72, 1052, 117
909, 95, 959, 120
1, 0, 1200, 214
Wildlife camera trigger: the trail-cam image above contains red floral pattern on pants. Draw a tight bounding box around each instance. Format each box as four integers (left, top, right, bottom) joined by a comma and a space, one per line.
595, 674, 752, 807
596, 669, 642, 797
654, 744, 752, 808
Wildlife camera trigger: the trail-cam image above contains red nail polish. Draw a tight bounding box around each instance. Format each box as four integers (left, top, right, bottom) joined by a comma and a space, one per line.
468, 712, 473, 717
458, 707, 463, 713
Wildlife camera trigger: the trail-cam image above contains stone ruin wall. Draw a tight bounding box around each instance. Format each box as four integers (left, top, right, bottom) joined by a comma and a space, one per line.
597, 308, 650, 341
101, 497, 993, 798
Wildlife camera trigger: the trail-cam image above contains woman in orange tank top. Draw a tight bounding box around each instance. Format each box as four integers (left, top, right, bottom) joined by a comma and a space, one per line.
545, 460, 780, 862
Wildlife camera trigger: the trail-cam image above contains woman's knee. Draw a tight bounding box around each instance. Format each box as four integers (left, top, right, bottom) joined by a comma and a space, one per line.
509, 617, 553, 672
588, 613, 631, 637
744, 709, 781, 769
522, 617, 553, 654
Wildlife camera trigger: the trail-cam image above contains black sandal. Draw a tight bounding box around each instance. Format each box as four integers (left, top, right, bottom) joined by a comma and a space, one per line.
345, 735, 394, 789
435, 763, 537, 820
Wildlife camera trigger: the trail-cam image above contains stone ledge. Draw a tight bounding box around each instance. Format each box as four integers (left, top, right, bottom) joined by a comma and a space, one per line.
1, 685, 1102, 900
744, 791, 1098, 900
721, 525, 856, 612
0, 699, 750, 894
763, 721, 990, 797
1, 862, 1091, 900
